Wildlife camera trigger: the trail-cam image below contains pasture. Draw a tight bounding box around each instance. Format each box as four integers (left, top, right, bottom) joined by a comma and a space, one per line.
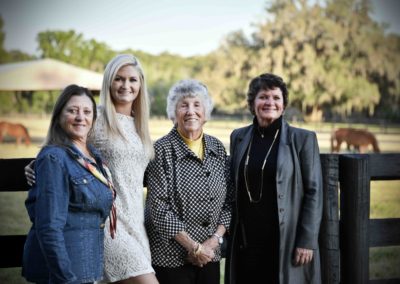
1, 115, 400, 158
0, 116, 399, 282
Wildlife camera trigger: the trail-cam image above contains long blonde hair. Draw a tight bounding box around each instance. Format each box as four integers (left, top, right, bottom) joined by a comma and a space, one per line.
100, 54, 154, 159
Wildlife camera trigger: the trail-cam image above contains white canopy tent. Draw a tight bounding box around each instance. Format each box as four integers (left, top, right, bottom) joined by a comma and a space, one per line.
0, 58, 103, 91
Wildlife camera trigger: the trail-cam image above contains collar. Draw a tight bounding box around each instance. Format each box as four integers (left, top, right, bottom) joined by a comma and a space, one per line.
65, 143, 103, 164
253, 115, 282, 136
177, 127, 204, 144
236, 117, 290, 146
169, 127, 219, 160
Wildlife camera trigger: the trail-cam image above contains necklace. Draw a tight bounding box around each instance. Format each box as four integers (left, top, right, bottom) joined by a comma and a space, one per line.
257, 126, 265, 138
244, 128, 280, 203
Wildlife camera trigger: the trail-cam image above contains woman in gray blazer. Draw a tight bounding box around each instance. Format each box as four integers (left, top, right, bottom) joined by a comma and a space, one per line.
145, 79, 234, 284
225, 73, 323, 284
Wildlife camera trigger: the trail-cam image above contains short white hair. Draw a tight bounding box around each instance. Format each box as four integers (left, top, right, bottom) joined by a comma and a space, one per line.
166, 79, 213, 122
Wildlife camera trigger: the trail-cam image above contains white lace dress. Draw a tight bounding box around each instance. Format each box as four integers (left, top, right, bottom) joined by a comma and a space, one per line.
90, 112, 153, 282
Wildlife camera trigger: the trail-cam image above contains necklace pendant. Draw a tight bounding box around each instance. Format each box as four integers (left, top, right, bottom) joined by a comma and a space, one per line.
257, 126, 264, 138
244, 128, 280, 204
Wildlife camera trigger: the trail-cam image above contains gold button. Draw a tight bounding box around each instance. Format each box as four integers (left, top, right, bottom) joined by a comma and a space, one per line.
100, 223, 105, 228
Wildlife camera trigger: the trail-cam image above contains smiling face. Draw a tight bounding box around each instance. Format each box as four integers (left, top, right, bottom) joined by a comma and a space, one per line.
175, 96, 206, 140
254, 87, 285, 127
110, 65, 141, 111
59, 95, 94, 144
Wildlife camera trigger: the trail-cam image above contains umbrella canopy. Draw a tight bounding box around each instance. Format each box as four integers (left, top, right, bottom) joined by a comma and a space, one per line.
0, 58, 103, 91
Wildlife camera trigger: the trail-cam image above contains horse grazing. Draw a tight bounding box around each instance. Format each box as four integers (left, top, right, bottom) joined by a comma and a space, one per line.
0, 121, 31, 146
331, 128, 380, 153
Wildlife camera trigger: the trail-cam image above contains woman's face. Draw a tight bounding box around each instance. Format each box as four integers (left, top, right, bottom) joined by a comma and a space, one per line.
110, 65, 141, 108
254, 87, 284, 126
175, 96, 206, 139
59, 95, 94, 143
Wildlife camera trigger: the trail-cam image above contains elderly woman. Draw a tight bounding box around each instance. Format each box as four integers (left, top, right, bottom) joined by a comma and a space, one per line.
225, 73, 323, 284
145, 79, 233, 284
22, 85, 114, 283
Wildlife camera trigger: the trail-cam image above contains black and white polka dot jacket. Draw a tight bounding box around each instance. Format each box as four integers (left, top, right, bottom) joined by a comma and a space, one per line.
144, 127, 234, 267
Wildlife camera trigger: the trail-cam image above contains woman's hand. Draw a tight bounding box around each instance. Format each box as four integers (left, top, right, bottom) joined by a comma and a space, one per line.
202, 236, 219, 253
25, 160, 36, 186
187, 244, 214, 267
293, 247, 313, 266
188, 228, 225, 267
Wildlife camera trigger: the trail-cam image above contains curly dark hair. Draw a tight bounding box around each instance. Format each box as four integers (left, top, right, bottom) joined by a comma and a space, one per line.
247, 73, 288, 115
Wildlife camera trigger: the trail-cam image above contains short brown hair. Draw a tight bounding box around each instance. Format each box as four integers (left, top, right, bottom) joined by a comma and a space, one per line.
247, 73, 288, 115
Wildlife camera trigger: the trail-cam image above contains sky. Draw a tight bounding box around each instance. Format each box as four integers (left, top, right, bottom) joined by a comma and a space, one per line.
0, 0, 399, 57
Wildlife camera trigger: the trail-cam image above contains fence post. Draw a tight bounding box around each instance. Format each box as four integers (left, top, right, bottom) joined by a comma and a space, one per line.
319, 154, 340, 284
339, 154, 370, 284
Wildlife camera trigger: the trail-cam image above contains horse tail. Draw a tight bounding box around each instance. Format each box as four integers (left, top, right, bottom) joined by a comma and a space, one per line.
371, 134, 380, 153
0, 122, 5, 142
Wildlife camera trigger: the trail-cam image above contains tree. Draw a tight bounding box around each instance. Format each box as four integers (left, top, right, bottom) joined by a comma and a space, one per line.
194, 46, 254, 113
0, 15, 6, 62
37, 30, 115, 71
203, 0, 399, 121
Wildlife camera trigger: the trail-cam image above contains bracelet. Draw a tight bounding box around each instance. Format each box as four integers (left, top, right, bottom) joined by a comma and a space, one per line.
212, 233, 223, 245
213, 233, 221, 239
193, 243, 202, 256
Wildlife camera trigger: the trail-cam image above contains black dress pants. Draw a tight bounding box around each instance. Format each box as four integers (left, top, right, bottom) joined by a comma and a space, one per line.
236, 246, 279, 284
154, 261, 220, 284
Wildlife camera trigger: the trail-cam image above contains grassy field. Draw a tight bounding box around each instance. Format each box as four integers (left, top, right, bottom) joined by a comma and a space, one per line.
0, 116, 399, 282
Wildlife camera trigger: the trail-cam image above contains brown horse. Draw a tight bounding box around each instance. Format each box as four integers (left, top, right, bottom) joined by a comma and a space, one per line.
331, 128, 380, 153
0, 121, 31, 146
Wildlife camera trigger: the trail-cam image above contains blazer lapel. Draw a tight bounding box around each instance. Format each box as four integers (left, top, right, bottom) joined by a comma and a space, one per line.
276, 120, 291, 182
233, 126, 253, 187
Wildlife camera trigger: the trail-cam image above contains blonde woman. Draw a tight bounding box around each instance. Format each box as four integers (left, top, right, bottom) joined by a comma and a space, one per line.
25, 54, 158, 284
90, 54, 157, 284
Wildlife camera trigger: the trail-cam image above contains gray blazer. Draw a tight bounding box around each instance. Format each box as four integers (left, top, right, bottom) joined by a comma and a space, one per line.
226, 119, 323, 284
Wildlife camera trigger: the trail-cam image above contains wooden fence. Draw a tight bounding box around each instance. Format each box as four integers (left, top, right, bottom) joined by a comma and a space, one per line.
0, 158, 32, 268
0, 154, 399, 283
339, 154, 400, 283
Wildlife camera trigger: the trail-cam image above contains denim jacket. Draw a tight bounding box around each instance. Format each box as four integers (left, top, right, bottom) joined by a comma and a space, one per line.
22, 144, 114, 284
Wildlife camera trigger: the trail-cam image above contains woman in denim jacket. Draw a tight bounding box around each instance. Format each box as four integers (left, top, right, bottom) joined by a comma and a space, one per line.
22, 85, 115, 284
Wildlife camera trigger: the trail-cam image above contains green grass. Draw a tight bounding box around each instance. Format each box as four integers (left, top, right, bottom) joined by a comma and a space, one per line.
0, 192, 30, 235
371, 181, 400, 219
0, 268, 25, 284
369, 180, 400, 280
370, 246, 400, 279
0, 116, 399, 282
